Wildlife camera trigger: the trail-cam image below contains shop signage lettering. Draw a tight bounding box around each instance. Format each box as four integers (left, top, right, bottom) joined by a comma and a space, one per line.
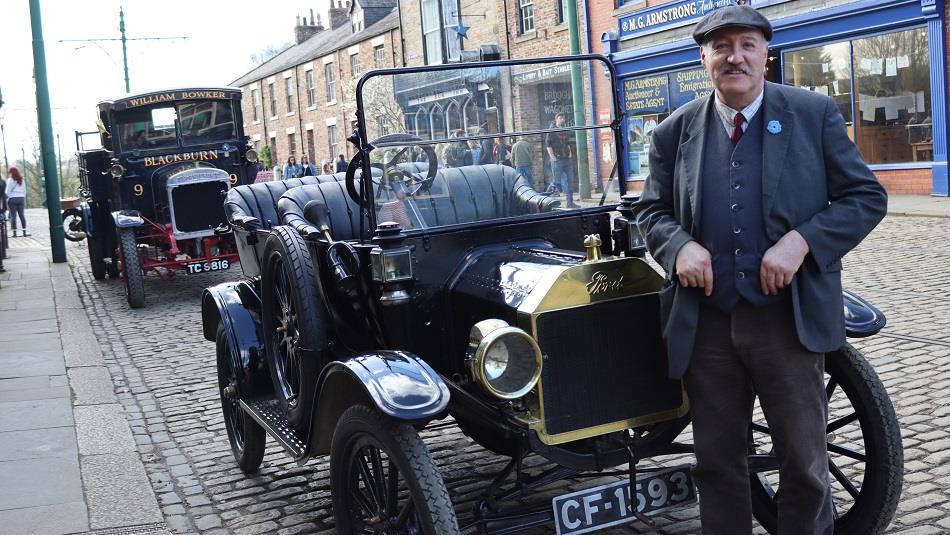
144, 150, 220, 167
670, 68, 714, 108
623, 75, 669, 113
618, 0, 737, 39
513, 63, 572, 84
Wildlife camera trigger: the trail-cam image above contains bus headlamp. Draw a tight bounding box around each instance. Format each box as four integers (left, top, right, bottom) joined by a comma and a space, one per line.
109, 163, 126, 178
467, 319, 542, 400
245, 148, 259, 163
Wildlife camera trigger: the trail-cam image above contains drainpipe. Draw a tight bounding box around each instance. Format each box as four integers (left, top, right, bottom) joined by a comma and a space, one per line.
566, 0, 591, 199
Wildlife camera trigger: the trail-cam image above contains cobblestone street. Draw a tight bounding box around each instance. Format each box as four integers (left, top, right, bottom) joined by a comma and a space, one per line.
64, 213, 949, 535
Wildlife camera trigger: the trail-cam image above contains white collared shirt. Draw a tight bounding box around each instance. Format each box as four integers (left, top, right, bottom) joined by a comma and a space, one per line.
714, 89, 764, 138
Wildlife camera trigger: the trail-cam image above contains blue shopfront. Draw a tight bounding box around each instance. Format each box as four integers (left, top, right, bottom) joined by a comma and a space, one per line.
604, 0, 948, 195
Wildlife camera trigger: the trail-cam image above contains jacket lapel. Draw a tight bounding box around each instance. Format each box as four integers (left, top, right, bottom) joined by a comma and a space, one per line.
680, 95, 715, 227
761, 82, 793, 217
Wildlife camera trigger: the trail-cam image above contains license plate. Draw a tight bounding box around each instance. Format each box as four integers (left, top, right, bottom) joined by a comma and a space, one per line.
552, 465, 696, 535
185, 258, 232, 274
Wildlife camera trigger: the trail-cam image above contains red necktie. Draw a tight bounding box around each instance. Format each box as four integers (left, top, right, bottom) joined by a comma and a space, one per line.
731, 112, 745, 145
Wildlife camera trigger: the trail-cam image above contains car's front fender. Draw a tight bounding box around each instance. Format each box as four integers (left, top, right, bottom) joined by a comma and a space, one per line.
308, 351, 450, 455
201, 280, 271, 398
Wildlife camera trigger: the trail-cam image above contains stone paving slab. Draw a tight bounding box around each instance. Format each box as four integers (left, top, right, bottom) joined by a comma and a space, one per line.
74, 404, 137, 456
0, 397, 73, 432
70, 367, 119, 406
0, 349, 66, 378
0, 426, 78, 461
82, 453, 164, 530
0, 455, 84, 510
0, 385, 70, 402
0, 501, 89, 535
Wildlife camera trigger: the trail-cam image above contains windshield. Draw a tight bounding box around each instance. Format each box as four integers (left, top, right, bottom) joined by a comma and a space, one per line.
116, 99, 237, 151
358, 58, 622, 231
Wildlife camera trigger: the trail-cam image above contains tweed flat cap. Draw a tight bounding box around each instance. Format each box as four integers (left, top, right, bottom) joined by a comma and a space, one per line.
692, 5, 773, 45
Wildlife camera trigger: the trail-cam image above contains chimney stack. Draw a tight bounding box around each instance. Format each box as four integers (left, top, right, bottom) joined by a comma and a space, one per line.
328, 0, 349, 30
294, 11, 322, 44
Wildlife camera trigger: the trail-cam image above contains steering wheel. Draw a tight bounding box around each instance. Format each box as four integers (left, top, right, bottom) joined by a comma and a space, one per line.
368, 133, 438, 197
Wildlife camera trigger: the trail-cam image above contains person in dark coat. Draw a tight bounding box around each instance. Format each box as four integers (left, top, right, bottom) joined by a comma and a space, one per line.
335, 154, 347, 173
632, 6, 887, 535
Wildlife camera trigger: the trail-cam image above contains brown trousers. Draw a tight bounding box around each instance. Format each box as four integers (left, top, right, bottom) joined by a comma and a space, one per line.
685, 299, 833, 535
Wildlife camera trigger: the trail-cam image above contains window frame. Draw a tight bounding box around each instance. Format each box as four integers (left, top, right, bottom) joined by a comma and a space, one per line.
325, 62, 337, 103
421, 0, 463, 64
306, 70, 316, 107
285, 76, 295, 113
268, 82, 277, 118
519, 0, 535, 34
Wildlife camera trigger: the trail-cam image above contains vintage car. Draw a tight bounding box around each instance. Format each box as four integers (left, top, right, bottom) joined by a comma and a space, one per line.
70, 87, 258, 307
201, 55, 902, 534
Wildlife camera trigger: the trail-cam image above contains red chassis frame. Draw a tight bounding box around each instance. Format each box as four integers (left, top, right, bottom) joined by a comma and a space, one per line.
118, 215, 240, 281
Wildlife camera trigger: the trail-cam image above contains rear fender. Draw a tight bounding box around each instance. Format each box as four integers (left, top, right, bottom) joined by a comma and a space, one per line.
843, 289, 886, 338
308, 351, 450, 455
201, 280, 272, 398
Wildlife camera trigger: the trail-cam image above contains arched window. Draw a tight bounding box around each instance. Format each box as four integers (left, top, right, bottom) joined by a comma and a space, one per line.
445, 100, 462, 135
462, 97, 478, 132
415, 107, 430, 139
430, 104, 446, 140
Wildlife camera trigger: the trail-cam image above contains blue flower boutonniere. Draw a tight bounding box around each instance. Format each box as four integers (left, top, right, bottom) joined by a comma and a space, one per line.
767, 120, 782, 135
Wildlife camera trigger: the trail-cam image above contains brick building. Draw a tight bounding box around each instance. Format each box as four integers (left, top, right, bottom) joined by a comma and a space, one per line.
232, 1, 401, 173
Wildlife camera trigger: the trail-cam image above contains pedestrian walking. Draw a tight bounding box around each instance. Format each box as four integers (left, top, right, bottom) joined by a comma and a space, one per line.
544, 113, 579, 208
300, 155, 317, 177
283, 156, 302, 179
5, 167, 29, 237
632, 6, 887, 535
511, 137, 534, 182
335, 154, 347, 173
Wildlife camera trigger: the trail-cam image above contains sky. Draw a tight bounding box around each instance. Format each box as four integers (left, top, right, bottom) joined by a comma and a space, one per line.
0, 0, 331, 168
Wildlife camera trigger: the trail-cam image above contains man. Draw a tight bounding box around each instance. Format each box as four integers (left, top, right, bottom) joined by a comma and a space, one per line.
545, 113, 579, 208
511, 137, 534, 183
336, 154, 347, 173
633, 6, 886, 535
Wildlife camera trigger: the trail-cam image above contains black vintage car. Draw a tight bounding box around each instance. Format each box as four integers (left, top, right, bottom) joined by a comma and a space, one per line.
69, 87, 258, 307
201, 55, 902, 534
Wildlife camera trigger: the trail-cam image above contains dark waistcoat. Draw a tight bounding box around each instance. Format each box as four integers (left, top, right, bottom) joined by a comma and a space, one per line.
699, 108, 783, 311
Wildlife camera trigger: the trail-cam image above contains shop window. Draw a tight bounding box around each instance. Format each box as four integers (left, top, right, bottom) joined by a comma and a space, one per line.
783, 42, 852, 124
782, 28, 931, 164
623, 74, 671, 178
853, 28, 931, 163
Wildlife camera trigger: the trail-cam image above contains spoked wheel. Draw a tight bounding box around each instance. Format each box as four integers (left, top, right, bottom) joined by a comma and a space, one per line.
216, 325, 266, 473
62, 208, 87, 242
117, 228, 145, 308
261, 226, 328, 432
749, 342, 903, 534
330, 405, 460, 535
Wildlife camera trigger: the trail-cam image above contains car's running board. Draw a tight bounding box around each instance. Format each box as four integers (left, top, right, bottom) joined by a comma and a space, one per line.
240, 398, 307, 458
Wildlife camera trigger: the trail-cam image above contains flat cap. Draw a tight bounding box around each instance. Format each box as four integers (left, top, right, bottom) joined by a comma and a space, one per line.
692, 5, 773, 45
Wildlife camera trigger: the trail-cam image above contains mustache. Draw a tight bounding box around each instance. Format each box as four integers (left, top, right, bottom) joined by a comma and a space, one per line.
717, 64, 753, 76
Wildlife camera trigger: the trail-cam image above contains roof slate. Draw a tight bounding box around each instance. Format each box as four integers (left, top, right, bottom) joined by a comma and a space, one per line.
231, 8, 398, 87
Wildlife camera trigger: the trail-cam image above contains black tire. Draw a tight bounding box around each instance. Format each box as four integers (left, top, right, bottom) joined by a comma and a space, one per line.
118, 228, 145, 308
87, 234, 107, 280
216, 324, 266, 473
261, 226, 328, 432
330, 405, 460, 535
749, 342, 903, 535
62, 208, 86, 242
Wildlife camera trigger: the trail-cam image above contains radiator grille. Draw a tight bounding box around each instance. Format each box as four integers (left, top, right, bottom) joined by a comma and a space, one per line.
170, 181, 228, 233
536, 295, 683, 437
